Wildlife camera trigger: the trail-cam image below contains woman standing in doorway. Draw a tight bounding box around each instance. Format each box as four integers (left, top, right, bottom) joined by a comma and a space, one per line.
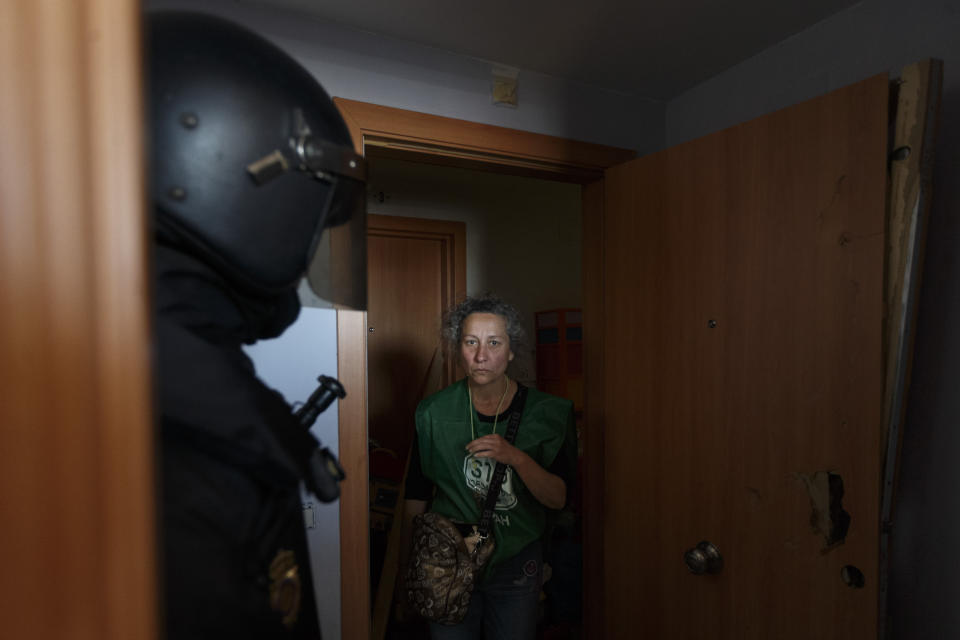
399, 294, 578, 639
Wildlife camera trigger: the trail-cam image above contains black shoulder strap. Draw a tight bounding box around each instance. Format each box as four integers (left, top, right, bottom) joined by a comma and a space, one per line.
475, 385, 528, 546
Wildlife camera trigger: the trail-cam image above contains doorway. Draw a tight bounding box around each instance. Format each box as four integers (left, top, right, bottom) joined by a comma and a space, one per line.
365, 157, 584, 638
333, 96, 636, 639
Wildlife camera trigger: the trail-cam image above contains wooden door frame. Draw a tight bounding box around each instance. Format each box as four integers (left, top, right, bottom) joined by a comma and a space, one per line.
334, 97, 635, 637
1, 2, 155, 638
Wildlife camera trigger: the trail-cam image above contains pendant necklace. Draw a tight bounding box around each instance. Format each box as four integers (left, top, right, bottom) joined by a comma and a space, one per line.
468, 376, 510, 441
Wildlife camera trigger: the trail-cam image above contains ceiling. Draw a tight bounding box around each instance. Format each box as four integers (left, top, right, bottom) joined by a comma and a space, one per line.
253, 0, 858, 100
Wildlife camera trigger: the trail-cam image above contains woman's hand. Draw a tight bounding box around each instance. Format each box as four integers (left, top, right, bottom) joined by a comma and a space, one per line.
466, 436, 567, 509
465, 434, 520, 466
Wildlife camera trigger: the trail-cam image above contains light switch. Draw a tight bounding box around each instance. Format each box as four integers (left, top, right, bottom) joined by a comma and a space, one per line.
303, 502, 316, 529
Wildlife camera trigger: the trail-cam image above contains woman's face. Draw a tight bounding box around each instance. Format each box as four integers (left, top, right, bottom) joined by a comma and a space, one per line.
460, 312, 514, 387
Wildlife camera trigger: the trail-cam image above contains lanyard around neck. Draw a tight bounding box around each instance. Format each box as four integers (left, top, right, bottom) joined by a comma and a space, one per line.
467, 376, 510, 440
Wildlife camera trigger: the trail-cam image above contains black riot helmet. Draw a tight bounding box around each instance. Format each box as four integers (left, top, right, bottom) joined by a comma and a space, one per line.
146, 11, 366, 308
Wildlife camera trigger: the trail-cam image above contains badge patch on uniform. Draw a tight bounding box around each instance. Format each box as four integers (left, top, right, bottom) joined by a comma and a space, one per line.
269, 549, 301, 629
463, 454, 518, 510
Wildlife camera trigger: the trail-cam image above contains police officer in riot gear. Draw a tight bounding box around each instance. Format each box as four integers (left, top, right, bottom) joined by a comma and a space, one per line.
146, 11, 366, 638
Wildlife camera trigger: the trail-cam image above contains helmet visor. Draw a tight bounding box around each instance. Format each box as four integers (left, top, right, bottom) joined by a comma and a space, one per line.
305, 176, 366, 310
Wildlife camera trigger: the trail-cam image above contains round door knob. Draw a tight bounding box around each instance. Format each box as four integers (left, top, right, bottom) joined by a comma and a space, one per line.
684, 547, 709, 574
684, 540, 723, 575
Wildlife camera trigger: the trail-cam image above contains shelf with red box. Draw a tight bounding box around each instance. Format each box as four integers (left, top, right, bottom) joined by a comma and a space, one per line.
535, 308, 583, 412
535, 308, 583, 462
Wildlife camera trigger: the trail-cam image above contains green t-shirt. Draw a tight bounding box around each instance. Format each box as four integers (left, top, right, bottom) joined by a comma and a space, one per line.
414, 379, 576, 572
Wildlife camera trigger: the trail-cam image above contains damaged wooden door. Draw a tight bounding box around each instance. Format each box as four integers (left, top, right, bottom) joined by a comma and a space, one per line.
601, 75, 887, 638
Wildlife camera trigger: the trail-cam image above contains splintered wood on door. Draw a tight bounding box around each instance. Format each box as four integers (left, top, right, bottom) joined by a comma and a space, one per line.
601, 75, 887, 638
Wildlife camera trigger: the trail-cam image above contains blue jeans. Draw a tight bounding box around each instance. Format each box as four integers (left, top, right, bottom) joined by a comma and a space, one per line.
429, 540, 542, 640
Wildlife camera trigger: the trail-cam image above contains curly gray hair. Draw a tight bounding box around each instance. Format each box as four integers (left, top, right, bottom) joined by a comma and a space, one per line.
442, 294, 526, 351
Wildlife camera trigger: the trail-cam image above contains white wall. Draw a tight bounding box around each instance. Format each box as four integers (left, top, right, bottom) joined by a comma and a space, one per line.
146, 0, 664, 154
368, 157, 582, 386
244, 308, 341, 639
666, 0, 960, 636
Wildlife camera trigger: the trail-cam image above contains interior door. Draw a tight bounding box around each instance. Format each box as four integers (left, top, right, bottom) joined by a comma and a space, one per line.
601, 75, 888, 638
366, 214, 465, 461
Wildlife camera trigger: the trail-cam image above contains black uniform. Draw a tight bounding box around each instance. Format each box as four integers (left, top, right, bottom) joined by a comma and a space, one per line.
146, 11, 366, 637
155, 241, 321, 639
